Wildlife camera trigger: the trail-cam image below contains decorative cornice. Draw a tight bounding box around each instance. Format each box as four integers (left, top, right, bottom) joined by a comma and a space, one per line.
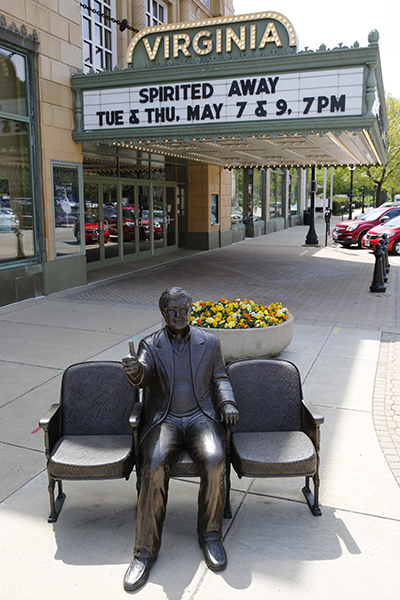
71, 43, 380, 91
0, 14, 40, 51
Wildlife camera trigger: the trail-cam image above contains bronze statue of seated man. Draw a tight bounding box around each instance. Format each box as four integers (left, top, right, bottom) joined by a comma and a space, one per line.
122, 286, 239, 592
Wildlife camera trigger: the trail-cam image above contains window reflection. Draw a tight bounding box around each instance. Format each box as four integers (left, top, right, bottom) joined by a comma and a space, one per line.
0, 48, 27, 116
231, 169, 243, 224
252, 169, 263, 221
289, 168, 300, 215
0, 119, 34, 263
270, 169, 284, 219
53, 165, 81, 257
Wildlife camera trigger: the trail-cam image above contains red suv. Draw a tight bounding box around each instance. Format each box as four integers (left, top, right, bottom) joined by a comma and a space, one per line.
332, 206, 400, 248
103, 206, 136, 241
362, 215, 400, 255
74, 212, 110, 245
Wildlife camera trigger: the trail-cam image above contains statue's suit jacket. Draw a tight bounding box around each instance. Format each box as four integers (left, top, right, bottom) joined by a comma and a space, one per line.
127, 326, 237, 445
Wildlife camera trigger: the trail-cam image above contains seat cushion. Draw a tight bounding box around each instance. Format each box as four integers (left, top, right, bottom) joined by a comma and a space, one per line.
170, 450, 199, 477
231, 431, 316, 477
49, 435, 134, 479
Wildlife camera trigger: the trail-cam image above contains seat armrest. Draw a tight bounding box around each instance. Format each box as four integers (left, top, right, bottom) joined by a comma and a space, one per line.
302, 399, 323, 453
225, 425, 232, 447
39, 403, 61, 457
129, 402, 143, 470
302, 399, 324, 426
129, 402, 143, 430
39, 404, 61, 431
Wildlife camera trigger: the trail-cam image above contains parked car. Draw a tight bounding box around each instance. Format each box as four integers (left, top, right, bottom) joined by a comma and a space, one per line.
379, 201, 400, 208
362, 215, 400, 255
332, 206, 400, 248
231, 208, 243, 223
0, 207, 19, 232
103, 206, 136, 241
141, 210, 162, 240
73, 212, 109, 245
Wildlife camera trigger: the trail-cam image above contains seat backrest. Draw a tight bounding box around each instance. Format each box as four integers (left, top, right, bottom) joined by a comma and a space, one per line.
60, 361, 138, 436
226, 358, 303, 433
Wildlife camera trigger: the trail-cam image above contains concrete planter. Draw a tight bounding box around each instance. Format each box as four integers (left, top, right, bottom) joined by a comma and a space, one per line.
200, 313, 294, 363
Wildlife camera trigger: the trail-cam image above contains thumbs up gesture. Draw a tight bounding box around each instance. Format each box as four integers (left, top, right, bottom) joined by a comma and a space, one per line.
122, 340, 141, 379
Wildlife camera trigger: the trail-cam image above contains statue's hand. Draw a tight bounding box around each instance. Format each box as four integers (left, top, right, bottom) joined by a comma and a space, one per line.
122, 340, 141, 379
220, 404, 239, 428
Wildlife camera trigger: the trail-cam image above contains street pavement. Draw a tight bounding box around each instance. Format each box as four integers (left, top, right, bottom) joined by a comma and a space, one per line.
1, 214, 399, 599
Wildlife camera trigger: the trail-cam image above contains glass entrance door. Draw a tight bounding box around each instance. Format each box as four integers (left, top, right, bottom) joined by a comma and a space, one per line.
153, 184, 177, 252
83, 179, 178, 267
83, 180, 119, 268
83, 182, 101, 265
102, 183, 118, 263
137, 185, 151, 258
166, 186, 177, 249
120, 184, 137, 260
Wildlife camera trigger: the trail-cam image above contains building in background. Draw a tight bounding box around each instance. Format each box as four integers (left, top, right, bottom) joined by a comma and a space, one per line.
0, 2, 386, 306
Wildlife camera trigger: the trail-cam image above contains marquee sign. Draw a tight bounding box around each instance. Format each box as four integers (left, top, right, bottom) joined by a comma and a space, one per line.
82, 67, 364, 131
126, 12, 297, 68
72, 12, 387, 167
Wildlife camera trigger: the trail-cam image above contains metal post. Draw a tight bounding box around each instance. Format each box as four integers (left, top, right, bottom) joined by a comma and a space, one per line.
305, 166, 319, 245
381, 234, 390, 279
348, 166, 355, 220
361, 188, 365, 213
324, 208, 332, 247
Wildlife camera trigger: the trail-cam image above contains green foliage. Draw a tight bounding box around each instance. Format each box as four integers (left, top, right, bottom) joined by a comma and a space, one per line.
316, 94, 400, 204
332, 197, 363, 216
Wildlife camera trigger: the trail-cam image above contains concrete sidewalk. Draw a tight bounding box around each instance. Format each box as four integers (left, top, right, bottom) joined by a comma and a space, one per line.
1, 216, 400, 599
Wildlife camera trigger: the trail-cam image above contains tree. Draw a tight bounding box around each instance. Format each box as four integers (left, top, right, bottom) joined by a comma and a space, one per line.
363, 94, 400, 204
316, 94, 400, 205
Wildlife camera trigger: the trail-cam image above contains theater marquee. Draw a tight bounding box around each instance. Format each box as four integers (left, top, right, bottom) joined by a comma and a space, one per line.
72, 12, 386, 168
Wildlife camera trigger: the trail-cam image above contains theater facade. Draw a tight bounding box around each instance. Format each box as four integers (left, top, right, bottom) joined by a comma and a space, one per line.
0, 5, 387, 306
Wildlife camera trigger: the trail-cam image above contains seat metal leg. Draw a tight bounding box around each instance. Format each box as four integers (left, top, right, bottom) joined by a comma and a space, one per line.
47, 477, 66, 523
223, 448, 232, 519
302, 474, 322, 516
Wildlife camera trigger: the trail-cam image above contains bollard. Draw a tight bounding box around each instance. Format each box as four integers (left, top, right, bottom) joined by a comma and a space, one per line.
379, 235, 389, 282
370, 242, 386, 293
381, 233, 390, 275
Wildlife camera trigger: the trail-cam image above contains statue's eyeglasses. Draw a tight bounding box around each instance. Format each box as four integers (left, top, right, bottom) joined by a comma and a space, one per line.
164, 305, 190, 317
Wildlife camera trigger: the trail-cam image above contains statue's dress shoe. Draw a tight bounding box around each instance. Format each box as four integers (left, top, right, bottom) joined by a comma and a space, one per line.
199, 538, 227, 571
123, 556, 156, 592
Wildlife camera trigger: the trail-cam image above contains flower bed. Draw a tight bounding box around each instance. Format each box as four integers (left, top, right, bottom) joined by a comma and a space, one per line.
190, 298, 293, 362
191, 298, 290, 329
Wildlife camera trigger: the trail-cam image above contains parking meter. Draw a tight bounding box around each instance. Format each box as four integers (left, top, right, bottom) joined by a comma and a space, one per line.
324, 208, 332, 224
324, 208, 332, 246
340, 205, 345, 221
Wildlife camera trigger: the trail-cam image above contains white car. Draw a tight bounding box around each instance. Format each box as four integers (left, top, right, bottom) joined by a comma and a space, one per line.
0, 208, 19, 232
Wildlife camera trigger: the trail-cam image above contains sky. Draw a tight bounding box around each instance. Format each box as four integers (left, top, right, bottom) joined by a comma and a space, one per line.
233, 0, 400, 99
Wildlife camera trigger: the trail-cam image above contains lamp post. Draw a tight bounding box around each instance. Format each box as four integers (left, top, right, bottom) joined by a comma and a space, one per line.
348, 166, 356, 220
305, 166, 319, 245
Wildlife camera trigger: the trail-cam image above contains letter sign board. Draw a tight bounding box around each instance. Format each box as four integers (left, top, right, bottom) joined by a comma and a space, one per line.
82, 68, 363, 131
